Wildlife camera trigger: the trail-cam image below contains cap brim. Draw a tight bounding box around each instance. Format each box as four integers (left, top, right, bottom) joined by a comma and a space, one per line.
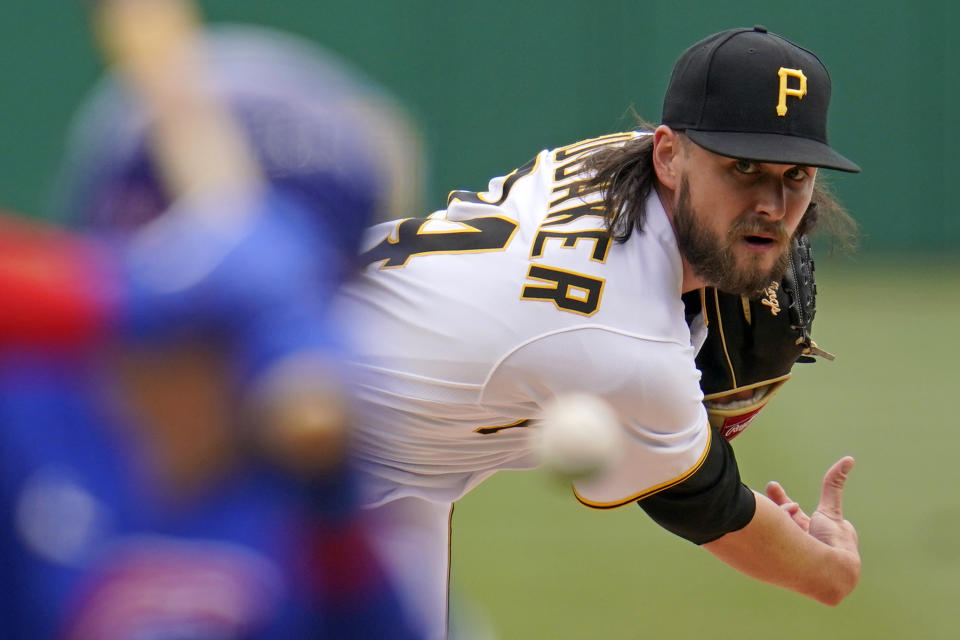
685, 130, 861, 173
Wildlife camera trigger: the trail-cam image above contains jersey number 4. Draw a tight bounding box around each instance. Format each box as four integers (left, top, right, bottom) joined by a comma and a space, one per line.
361, 215, 517, 268
362, 216, 604, 316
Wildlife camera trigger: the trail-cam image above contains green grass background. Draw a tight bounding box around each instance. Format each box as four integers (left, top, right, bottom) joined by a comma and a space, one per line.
450, 259, 960, 639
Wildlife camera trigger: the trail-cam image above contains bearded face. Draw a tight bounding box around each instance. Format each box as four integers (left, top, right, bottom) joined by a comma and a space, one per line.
673, 176, 792, 296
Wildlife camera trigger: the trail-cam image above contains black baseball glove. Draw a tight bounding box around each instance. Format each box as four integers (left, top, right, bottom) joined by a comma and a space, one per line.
689, 233, 833, 440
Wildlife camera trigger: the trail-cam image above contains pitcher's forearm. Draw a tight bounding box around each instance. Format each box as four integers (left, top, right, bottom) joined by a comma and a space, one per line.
703, 491, 860, 606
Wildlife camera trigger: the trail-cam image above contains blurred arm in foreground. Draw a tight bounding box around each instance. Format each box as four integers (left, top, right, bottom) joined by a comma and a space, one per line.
1, 5, 427, 636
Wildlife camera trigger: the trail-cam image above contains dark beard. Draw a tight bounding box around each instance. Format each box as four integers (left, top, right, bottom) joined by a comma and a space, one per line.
673, 177, 790, 296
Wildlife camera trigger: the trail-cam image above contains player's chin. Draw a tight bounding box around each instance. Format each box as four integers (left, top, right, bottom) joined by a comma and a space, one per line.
725, 253, 785, 295
739, 239, 789, 272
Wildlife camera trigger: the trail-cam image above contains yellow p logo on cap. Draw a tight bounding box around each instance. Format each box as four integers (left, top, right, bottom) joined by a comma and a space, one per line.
776, 67, 807, 116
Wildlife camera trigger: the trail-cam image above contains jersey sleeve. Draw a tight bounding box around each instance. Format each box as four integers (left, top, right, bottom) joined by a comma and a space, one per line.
636, 426, 756, 544
484, 327, 712, 508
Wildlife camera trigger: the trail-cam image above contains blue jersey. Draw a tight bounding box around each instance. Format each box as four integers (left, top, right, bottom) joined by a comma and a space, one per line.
0, 353, 415, 639
0, 351, 371, 639
0, 353, 288, 637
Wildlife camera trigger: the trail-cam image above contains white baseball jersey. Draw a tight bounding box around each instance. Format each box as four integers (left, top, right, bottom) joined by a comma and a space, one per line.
338, 131, 711, 509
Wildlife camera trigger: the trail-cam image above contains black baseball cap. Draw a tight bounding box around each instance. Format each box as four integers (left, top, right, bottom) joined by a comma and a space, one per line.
661, 26, 860, 173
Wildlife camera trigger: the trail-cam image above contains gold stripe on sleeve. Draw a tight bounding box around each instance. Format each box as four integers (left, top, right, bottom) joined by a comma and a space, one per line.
474, 418, 532, 435
572, 427, 713, 510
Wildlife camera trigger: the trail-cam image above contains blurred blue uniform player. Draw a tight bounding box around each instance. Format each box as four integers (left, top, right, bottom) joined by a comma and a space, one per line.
0, 24, 425, 639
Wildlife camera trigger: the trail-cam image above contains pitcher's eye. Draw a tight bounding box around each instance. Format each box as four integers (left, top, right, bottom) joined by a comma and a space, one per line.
785, 166, 811, 182
734, 159, 759, 174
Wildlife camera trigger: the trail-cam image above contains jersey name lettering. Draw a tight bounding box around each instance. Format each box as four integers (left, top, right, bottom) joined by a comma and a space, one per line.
520, 133, 632, 315
541, 202, 607, 227
363, 133, 635, 316
552, 132, 634, 162
530, 228, 611, 262
521, 264, 605, 316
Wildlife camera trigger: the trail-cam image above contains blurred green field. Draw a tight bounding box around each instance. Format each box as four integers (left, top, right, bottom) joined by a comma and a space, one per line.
450, 259, 960, 639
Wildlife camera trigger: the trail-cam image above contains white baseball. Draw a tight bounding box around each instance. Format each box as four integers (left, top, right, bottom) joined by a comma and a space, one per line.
535, 393, 623, 478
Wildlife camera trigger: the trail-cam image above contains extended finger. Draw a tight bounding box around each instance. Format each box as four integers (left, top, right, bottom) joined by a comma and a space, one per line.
765, 480, 792, 506
817, 456, 855, 520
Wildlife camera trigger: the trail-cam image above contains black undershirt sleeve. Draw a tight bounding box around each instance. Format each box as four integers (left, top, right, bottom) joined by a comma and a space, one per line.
637, 427, 756, 545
